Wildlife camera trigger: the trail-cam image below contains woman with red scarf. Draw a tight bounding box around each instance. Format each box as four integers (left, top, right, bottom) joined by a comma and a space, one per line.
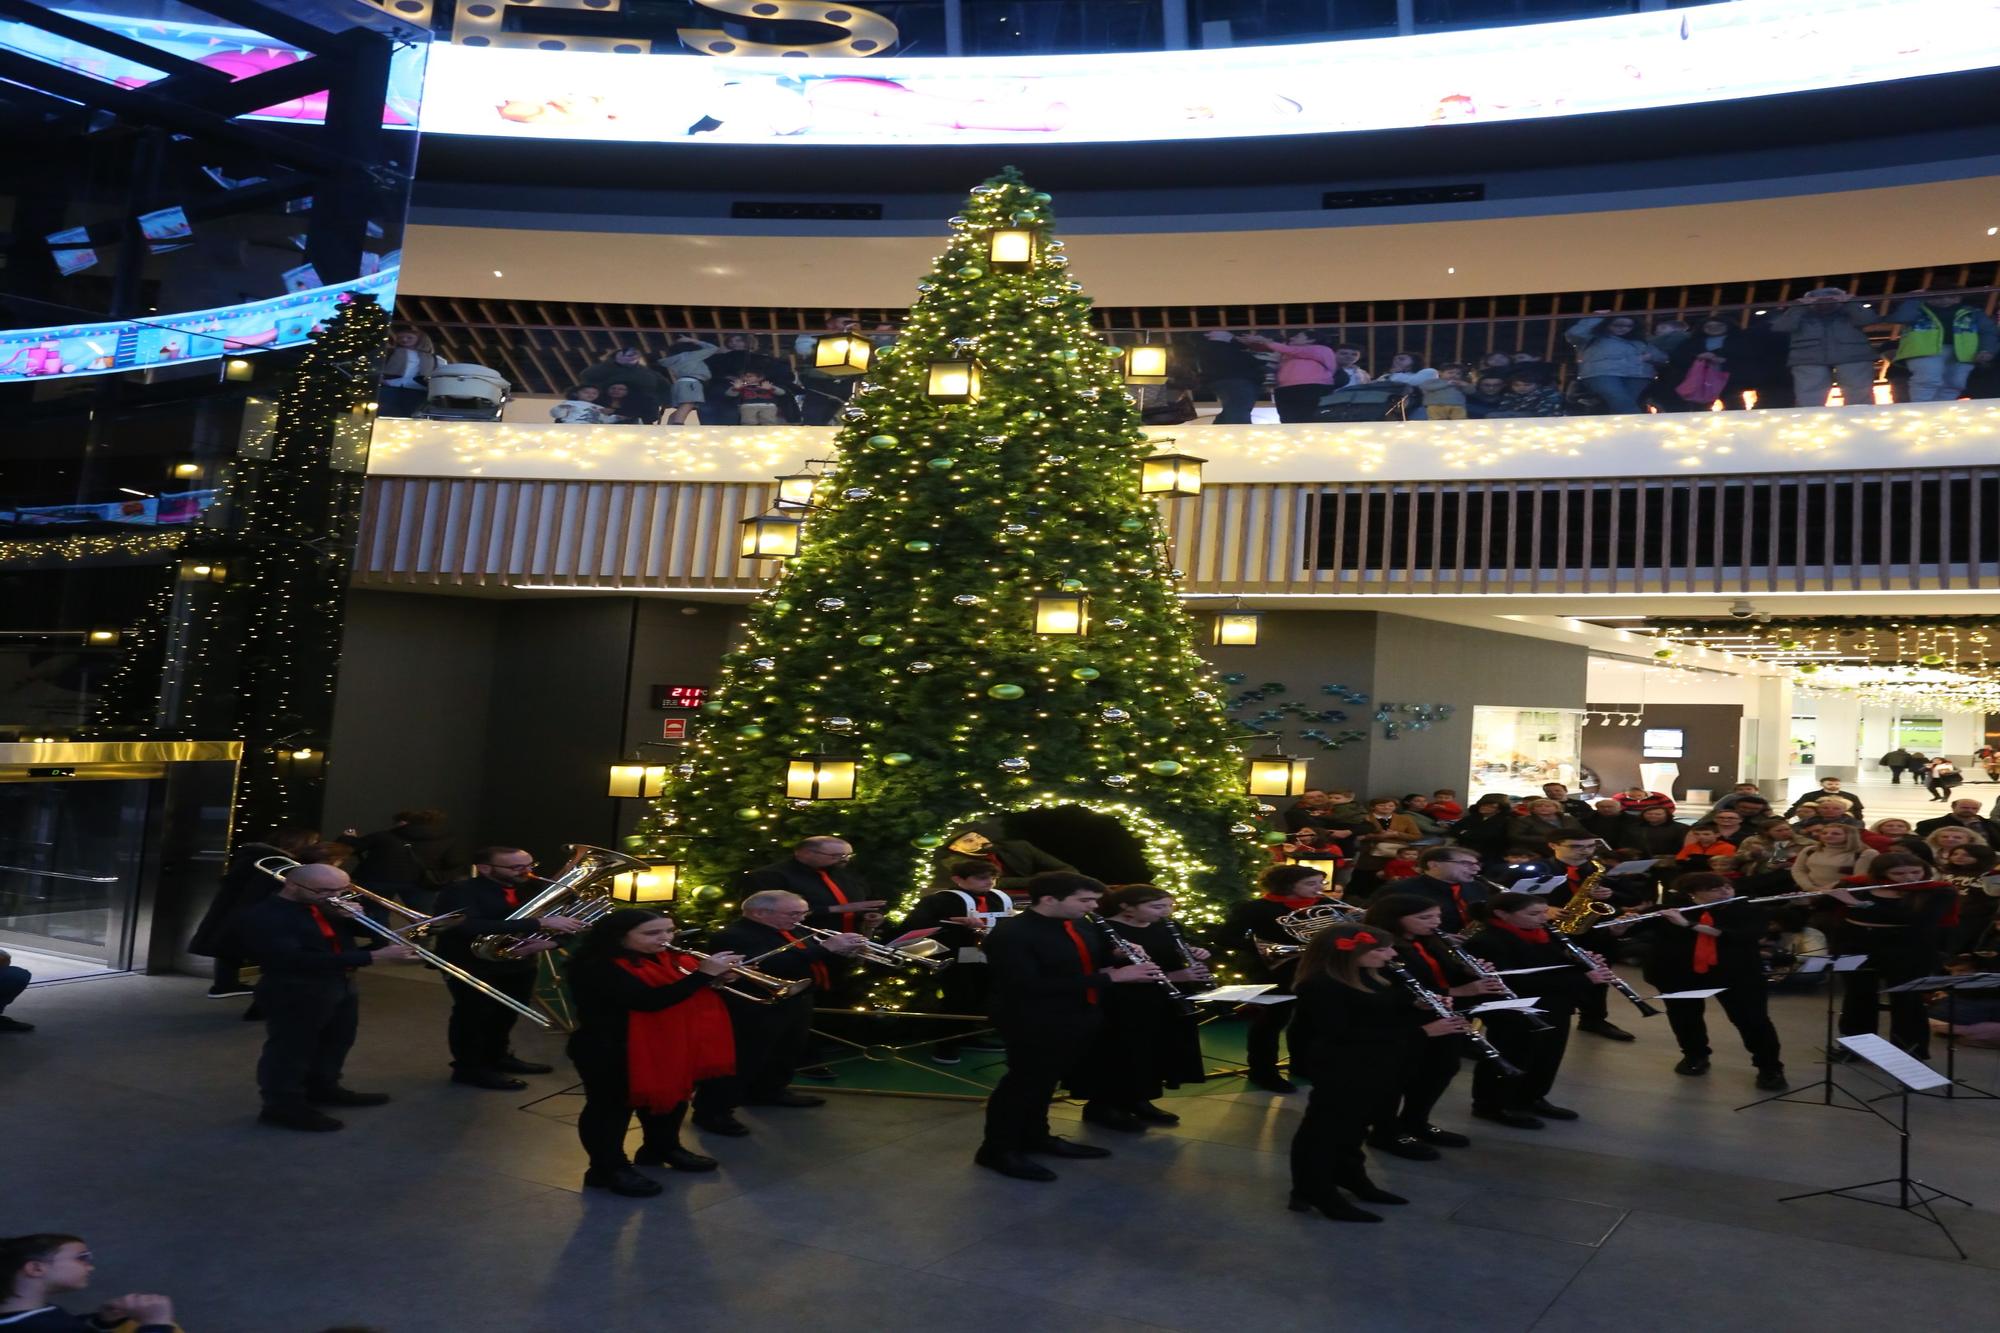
1225, 864, 1349, 1094
564, 908, 742, 1197
1287, 923, 1466, 1223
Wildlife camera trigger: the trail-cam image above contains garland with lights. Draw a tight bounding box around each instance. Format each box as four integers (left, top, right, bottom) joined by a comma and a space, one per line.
634, 169, 1265, 929
0, 531, 187, 567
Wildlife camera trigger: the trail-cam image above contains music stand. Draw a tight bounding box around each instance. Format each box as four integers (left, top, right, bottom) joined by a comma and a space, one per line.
1737, 953, 1873, 1114
1777, 1034, 1972, 1259
1883, 973, 2000, 1101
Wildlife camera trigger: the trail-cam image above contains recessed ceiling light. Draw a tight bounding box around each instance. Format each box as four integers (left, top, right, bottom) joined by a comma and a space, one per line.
1446, 266, 1457, 274
1989, 226, 1998, 236
492, 269, 504, 277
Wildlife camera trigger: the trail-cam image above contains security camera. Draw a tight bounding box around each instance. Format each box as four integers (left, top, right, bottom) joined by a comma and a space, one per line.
1729, 600, 1757, 620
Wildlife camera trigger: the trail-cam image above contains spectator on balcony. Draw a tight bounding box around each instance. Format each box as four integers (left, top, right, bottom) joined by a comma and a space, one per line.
796, 314, 861, 425
707, 334, 799, 425
581, 346, 667, 424
1465, 372, 1510, 418
723, 372, 786, 425
1479, 351, 1516, 375
1566, 313, 1667, 414
1332, 343, 1372, 388
1241, 331, 1337, 423
1196, 331, 1266, 425
870, 321, 900, 350
1421, 363, 1472, 420
378, 324, 437, 418
1489, 372, 1565, 418
1768, 288, 1878, 407
658, 335, 722, 425
1660, 314, 1769, 412
1887, 290, 1998, 403
598, 382, 642, 424
550, 384, 610, 424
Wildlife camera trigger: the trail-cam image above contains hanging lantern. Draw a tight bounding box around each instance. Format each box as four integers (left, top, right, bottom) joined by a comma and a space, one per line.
85, 628, 120, 646
607, 763, 668, 798
1033, 594, 1090, 636
170, 460, 203, 480
1213, 612, 1262, 646
774, 471, 819, 510
926, 359, 983, 403
274, 746, 326, 780
1140, 450, 1205, 498
786, 755, 858, 801
813, 333, 870, 376
1284, 850, 1341, 880
179, 560, 228, 584
222, 357, 254, 382
987, 228, 1037, 271
1246, 753, 1311, 797
1122, 344, 1170, 385
738, 512, 803, 560
612, 861, 680, 903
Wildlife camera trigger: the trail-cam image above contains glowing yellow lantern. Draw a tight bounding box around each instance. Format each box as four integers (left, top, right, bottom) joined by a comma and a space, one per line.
739, 512, 803, 560
1122, 344, 1170, 385
1213, 612, 1261, 646
1141, 451, 1204, 497
607, 764, 668, 798
786, 755, 858, 801
926, 359, 982, 403
612, 862, 680, 902
813, 333, 870, 376
988, 229, 1036, 270
1247, 753, 1311, 797
1033, 594, 1089, 636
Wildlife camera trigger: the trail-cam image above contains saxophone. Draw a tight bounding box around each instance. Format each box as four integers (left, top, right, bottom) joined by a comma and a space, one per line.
1553, 862, 1619, 934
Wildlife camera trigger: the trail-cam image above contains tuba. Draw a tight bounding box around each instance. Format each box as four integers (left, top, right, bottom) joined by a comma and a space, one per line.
1553, 863, 1618, 934
469, 843, 651, 962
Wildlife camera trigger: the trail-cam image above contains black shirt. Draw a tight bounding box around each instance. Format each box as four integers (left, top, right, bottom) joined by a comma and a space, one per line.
899, 886, 1013, 954
1398, 874, 1488, 936
709, 916, 838, 1009
1290, 972, 1424, 1082
740, 857, 874, 929
1642, 899, 1766, 988
1464, 923, 1591, 1006
984, 910, 1114, 1025
234, 895, 377, 986
433, 874, 556, 973
566, 947, 719, 1059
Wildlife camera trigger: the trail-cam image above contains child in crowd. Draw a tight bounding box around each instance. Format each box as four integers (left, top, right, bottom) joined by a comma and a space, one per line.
1422, 363, 1471, 420
549, 384, 609, 424
1429, 789, 1464, 821
0, 1234, 179, 1332
725, 372, 786, 425
1465, 373, 1510, 418
1675, 826, 1736, 865
1491, 373, 1566, 418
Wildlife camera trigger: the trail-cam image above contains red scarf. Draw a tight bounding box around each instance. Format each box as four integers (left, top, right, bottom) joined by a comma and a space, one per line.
1489, 917, 1551, 945
816, 870, 851, 905
1263, 893, 1322, 911
778, 928, 832, 990
307, 905, 356, 973
615, 953, 736, 1112
1409, 937, 1450, 989
1062, 921, 1099, 1005
1691, 910, 1718, 974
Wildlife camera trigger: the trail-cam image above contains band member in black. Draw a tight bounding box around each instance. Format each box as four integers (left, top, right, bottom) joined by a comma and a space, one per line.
1464, 891, 1617, 1130
693, 891, 866, 1136
1828, 852, 1954, 1059
1629, 872, 1786, 1089
976, 873, 1165, 1182
189, 826, 320, 1000
1288, 924, 1466, 1223
232, 863, 418, 1131
740, 836, 884, 929
432, 847, 585, 1090
1225, 864, 1345, 1093
1361, 893, 1507, 1158
564, 908, 741, 1198
897, 858, 1016, 1063
1544, 834, 1643, 1042
1068, 885, 1210, 1131
1399, 846, 1490, 934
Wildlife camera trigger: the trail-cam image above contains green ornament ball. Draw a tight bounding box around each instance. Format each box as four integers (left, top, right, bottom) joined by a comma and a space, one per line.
1921, 653, 1946, 665
912, 834, 945, 849
1778, 638, 1801, 650
1653, 648, 1675, 659
865, 433, 900, 449
1032, 192, 1052, 203
1797, 664, 1821, 674
1118, 518, 1145, 532
880, 752, 913, 767
737, 724, 766, 738
1012, 209, 1038, 223
702, 700, 726, 715
621, 835, 646, 850
733, 807, 762, 821
1059, 577, 1086, 591
987, 683, 1026, 700
1050, 348, 1079, 362
857, 633, 885, 646
1261, 832, 1288, 845
1146, 760, 1184, 776
904, 539, 933, 553
1018, 410, 1044, 421
1071, 666, 1101, 681
956, 265, 985, 279
772, 600, 792, 613
927, 456, 957, 470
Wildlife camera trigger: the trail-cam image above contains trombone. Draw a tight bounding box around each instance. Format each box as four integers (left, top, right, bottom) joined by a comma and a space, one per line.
255, 855, 553, 1030
671, 946, 814, 1005
798, 924, 952, 972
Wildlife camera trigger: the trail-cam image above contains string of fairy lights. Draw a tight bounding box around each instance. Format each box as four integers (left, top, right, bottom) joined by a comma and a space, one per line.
1639, 617, 2000, 711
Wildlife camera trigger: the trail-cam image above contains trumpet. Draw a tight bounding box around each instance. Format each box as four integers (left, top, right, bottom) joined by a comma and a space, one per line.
671, 947, 814, 1005
798, 924, 951, 972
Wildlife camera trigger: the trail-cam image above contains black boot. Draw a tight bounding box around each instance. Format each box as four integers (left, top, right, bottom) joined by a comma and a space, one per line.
584, 1165, 663, 1197
1340, 1173, 1409, 1206
1288, 1190, 1381, 1223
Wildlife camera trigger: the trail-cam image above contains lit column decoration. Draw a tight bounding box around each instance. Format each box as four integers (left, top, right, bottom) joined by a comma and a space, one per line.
813, 333, 870, 376
612, 861, 680, 902
608, 764, 668, 798
1122, 344, 1169, 385
739, 512, 803, 560
1140, 449, 1204, 498
1246, 751, 1310, 797
1213, 612, 1261, 646
786, 755, 858, 801
774, 471, 820, 510
1033, 594, 1090, 635
988, 228, 1036, 271
926, 359, 983, 403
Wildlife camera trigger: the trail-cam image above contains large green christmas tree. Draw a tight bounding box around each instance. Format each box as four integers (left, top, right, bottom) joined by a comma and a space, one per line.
639, 170, 1263, 925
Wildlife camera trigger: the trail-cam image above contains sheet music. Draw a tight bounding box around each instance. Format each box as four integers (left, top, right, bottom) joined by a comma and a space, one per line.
1493, 965, 1570, 976
1835, 1034, 1951, 1091
1792, 956, 1833, 974
1832, 954, 1869, 972
1607, 859, 1661, 877
1652, 988, 1727, 1000
1512, 874, 1569, 898
1468, 997, 1545, 1013
1196, 984, 1289, 1005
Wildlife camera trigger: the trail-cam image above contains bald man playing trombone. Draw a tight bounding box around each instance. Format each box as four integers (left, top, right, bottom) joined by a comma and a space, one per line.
233, 863, 420, 1132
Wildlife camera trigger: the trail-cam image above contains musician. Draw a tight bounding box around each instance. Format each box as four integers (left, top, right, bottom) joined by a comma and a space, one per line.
1827, 852, 1952, 1060
929, 822, 1075, 891
1225, 864, 1344, 1093
899, 858, 1015, 1064
692, 891, 866, 1136
1361, 893, 1508, 1158
564, 908, 740, 1198
1632, 873, 1787, 1089
1464, 891, 1617, 1130
432, 847, 585, 1091
1544, 833, 1643, 1042
232, 863, 418, 1131
1288, 924, 1466, 1223
1400, 847, 1489, 935
740, 836, 884, 930
189, 826, 320, 1000
976, 873, 1165, 1182
1068, 885, 1209, 1131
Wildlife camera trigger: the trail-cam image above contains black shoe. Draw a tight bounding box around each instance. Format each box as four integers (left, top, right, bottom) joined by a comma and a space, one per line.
0, 1015, 34, 1033
1674, 1056, 1711, 1076
1529, 1100, 1580, 1121
1129, 1102, 1181, 1126
976, 1149, 1058, 1182
1411, 1124, 1471, 1148
493, 1056, 553, 1075
1755, 1068, 1790, 1091
1026, 1134, 1112, 1159
259, 1106, 343, 1132
1288, 1191, 1381, 1223
1081, 1103, 1147, 1133
1578, 1021, 1635, 1042
206, 984, 256, 999
1341, 1177, 1410, 1205
751, 1091, 825, 1108
634, 1144, 719, 1172
451, 1070, 528, 1092
794, 1064, 838, 1081
307, 1086, 391, 1107
1367, 1134, 1440, 1162
1247, 1070, 1297, 1094
692, 1114, 751, 1137
583, 1166, 662, 1197
1472, 1107, 1545, 1130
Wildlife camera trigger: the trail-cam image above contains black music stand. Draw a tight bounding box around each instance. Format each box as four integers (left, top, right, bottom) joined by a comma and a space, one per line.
1884, 973, 2000, 1101
1776, 1034, 1972, 1259
1737, 953, 1872, 1114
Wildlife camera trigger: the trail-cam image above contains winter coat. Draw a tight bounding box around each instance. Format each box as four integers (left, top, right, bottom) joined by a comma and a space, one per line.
1886, 300, 1999, 364
1565, 319, 1668, 380
1768, 302, 1878, 367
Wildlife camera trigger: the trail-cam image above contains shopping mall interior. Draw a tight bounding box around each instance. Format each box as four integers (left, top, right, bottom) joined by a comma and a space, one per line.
3, 1, 2000, 1329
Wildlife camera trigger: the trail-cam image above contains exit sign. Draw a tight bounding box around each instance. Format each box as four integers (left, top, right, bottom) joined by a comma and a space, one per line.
661, 718, 689, 741
653, 684, 708, 710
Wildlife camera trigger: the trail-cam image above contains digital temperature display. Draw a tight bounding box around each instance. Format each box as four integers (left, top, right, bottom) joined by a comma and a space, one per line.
653, 684, 709, 710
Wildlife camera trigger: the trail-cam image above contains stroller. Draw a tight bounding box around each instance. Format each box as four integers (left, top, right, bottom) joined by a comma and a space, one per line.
1315, 380, 1421, 422
412, 362, 510, 422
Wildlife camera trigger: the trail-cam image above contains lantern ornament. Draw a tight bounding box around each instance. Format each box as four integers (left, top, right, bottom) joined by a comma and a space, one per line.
612, 861, 680, 903
786, 755, 858, 801
607, 764, 668, 798
812, 333, 870, 376
987, 228, 1036, 271
85, 628, 121, 646
926, 359, 983, 403
179, 560, 228, 584
222, 357, 254, 382
1140, 450, 1205, 498
1246, 752, 1311, 797
774, 471, 819, 510
1284, 850, 1341, 880
1213, 611, 1262, 646
739, 511, 803, 560
1122, 344, 1170, 385
274, 746, 326, 780
1033, 594, 1090, 636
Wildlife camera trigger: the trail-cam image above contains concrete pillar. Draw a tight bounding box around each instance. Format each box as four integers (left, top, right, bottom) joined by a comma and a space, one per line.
1750, 674, 1793, 795
1810, 694, 1862, 781
1161, 0, 1189, 49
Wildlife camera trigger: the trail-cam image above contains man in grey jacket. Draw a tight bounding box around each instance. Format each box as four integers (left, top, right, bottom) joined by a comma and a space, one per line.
1768, 288, 1879, 407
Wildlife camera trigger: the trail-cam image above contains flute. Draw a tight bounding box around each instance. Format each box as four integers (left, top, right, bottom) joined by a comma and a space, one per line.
1592, 896, 1754, 928
1087, 914, 1201, 1017
1381, 959, 1522, 1078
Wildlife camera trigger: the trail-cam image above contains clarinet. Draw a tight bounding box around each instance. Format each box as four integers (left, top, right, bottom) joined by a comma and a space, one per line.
1432, 933, 1554, 1033
1087, 914, 1201, 1017
1161, 917, 1216, 995
1380, 959, 1521, 1078
1550, 934, 1660, 1017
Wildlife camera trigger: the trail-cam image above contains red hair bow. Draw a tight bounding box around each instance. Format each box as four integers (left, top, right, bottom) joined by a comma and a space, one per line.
1335, 932, 1378, 952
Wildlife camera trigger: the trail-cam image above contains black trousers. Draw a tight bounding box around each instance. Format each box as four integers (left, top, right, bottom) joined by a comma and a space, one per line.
1291, 1069, 1397, 1197
1383, 1032, 1462, 1133
983, 1015, 1098, 1152
1839, 948, 1935, 1057
1473, 1006, 1572, 1111
446, 969, 535, 1071
571, 1048, 710, 1171
708, 994, 813, 1110
1273, 383, 1327, 423
212, 952, 247, 990
1244, 999, 1297, 1074
1664, 985, 1782, 1068
256, 981, 359, 1108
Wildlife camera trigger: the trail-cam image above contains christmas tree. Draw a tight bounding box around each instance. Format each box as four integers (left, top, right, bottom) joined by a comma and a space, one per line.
639, 170, 1263, 925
